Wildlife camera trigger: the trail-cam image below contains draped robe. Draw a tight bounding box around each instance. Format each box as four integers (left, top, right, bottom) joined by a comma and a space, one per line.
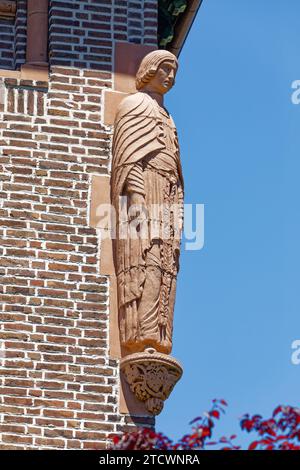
111, 91, 184, 354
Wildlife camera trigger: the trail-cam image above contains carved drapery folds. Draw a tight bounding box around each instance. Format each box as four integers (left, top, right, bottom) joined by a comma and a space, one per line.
0, 1, 16, 20
111, 50, 184, 415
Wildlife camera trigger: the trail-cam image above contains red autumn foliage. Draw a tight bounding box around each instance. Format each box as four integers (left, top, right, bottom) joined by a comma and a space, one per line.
110, 400, 300, 450
240, 405, 300, 450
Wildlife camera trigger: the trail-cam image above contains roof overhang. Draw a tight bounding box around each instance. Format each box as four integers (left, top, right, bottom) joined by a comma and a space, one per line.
158, 0, 203, 57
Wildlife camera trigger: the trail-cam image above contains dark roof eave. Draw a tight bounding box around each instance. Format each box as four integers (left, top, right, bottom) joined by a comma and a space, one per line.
168, 0, 203, 57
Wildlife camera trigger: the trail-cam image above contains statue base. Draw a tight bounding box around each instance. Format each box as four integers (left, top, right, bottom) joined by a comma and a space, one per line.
120, 348, 183, 416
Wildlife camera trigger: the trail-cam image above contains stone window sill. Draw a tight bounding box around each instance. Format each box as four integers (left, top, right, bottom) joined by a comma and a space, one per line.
0, 65, 49, 82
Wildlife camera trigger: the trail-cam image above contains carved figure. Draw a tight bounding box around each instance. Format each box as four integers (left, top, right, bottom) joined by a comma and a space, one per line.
111, 50, 184, 356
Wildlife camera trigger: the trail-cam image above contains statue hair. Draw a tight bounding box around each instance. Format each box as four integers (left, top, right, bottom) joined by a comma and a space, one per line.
135, 50, 178, 91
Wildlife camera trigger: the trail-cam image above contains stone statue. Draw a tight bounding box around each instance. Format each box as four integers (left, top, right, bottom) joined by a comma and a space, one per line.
111, 50, 184, 358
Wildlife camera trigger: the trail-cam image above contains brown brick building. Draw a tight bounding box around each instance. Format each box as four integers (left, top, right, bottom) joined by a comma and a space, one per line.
0, 0, 201, 450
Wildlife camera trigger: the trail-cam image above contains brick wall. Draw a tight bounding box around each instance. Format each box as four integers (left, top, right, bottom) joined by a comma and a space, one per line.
0, 19, 15, 70
0, 1, 27, 71
49, 0, 157, 69
0, 0, 157, 450
14, 0, 27, 69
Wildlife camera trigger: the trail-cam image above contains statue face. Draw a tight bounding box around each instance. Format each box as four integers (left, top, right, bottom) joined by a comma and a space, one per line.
148, 60, 177, 95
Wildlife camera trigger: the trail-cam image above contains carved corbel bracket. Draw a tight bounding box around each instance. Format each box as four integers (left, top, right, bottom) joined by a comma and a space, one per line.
0, 1, 16, 20
121, 348, 183, 415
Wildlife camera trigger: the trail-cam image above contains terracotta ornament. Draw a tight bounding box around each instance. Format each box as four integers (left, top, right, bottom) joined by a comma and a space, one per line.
120, 348, 183, 416
0, 1, 16, 19
111, 50, 184, 414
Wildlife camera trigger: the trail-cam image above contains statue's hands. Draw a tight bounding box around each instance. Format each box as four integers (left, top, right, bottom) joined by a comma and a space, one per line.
129, 192, 145, 207
128, 192, 147, 222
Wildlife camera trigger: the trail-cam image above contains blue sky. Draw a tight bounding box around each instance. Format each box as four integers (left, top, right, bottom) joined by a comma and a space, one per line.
156, 0, 300, 448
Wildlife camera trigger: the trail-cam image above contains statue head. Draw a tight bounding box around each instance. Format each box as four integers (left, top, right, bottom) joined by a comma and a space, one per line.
136, 50, 178, 95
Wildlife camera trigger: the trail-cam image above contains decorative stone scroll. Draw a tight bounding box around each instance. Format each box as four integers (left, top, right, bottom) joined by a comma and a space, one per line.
0, 0, 16, 19
111, 50, 184, 414
121, 348, 182, 415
